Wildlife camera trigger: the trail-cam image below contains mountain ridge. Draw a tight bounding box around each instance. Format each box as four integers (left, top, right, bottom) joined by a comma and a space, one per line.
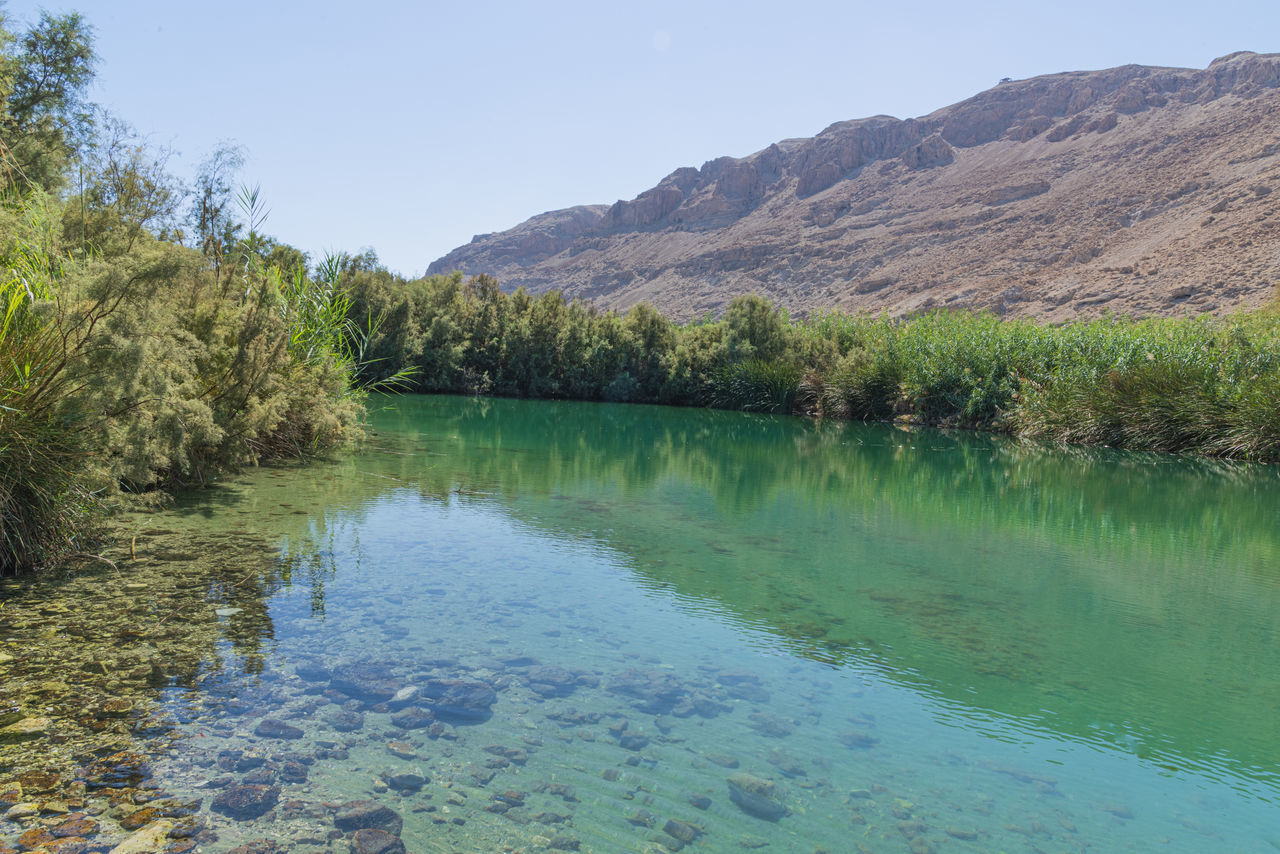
428, 51, 1280, 320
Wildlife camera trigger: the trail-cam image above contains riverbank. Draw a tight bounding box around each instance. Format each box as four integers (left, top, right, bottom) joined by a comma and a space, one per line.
346, 270, 1280, 461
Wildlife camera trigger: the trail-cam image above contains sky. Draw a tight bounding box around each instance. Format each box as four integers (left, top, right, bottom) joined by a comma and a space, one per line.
4, 0, 1278, 276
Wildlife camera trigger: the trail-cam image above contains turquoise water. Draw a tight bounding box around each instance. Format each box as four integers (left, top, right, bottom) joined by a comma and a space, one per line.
4, 394, 1280, 852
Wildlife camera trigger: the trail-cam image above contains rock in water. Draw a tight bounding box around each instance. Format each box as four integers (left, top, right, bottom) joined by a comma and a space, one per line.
329, 662, 400, 703
525, 666, 578, 698
108, 820, 174, 854
389, 706, 433, 730
325, 709, 365, 732
211, 785, 280, 820
333, 800, 403, 836
0, 716, 50, 741
386, 772, 427, 792
421, 679, 498, 722
388, 686, 420, 708
727, 773, 788, 821
253, 718, 303, 739
295, 661, 332, 682
349, 829, 406, 854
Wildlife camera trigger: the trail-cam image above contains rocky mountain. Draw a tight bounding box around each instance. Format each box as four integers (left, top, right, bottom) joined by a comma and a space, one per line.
428, 51, 1280, 320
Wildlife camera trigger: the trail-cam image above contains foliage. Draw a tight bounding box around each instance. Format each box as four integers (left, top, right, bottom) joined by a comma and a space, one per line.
344, 267, 1280, 463
0, 10, 96, 192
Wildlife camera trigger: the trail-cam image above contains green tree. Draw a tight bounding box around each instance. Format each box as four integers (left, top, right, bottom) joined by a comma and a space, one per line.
75, 115, 182, 255
1, 10, 96, 192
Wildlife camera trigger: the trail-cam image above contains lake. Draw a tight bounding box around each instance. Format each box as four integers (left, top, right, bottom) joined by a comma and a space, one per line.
2, 394, 1279, 852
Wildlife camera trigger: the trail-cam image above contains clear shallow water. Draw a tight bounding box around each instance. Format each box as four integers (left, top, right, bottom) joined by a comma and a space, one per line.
4, 394, 1280, 852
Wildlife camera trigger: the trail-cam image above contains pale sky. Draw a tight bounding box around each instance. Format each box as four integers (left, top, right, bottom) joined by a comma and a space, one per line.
5, 0, 1278, 276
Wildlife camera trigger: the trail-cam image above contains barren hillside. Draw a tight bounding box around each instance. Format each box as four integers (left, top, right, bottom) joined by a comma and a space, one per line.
428, 51, 1280, 320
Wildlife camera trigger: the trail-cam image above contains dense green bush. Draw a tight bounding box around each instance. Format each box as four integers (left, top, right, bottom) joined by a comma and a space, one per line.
344, 266, 1280, 463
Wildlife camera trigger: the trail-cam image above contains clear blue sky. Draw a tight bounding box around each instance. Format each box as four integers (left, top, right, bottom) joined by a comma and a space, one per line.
5, 0, 1277, 276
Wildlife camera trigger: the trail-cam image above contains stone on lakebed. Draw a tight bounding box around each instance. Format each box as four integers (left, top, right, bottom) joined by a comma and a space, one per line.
727, 773, 789, 821
333, 800, 403, 836
253, 719, 303, 740
211, 784, 280, 820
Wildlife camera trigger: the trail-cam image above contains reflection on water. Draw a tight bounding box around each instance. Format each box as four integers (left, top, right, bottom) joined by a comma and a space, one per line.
3, 393, 1280, 852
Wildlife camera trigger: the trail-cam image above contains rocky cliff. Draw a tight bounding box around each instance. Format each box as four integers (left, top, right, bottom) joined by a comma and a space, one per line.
428, 51, 1280, 320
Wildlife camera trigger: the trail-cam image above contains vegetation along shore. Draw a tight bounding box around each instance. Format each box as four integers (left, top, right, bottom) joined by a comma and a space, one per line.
2, 8, 1278, 574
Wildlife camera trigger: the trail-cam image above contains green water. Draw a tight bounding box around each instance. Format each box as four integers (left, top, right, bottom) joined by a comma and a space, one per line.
3, 394, 1280, 852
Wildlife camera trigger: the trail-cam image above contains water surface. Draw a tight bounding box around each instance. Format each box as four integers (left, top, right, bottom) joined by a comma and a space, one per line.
3, 394, 1279, 852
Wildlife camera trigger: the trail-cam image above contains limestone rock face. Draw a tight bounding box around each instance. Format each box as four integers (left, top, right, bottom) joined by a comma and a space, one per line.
428, 51, 1280, 323
901, 134, 954, 169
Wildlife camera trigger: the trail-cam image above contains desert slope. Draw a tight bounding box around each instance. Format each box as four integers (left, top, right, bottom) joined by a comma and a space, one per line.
428, 51, 1280, 320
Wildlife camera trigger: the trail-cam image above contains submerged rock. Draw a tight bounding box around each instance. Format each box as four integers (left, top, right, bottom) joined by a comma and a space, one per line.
525, 666, 579, 698
389, 706, 433, 730
4, 802, 40, 820
420, 679, 498, 722
226, 842, 286, 854
333, 800, 403, 836
388, 686, 420, 708
330, 662, 399, 703
664, 818, 703, 843
386, 772, 427, 792
51, 813, 98, 837
0, 716, 50, 741
840, 729, 877, 749
108, 819, 174, 854
279, 761, 309, 783
295, 662, 332, 683
618, 733, 650, 751
767, 749, 807, 778
349, 828, 406, 854
747, 713, 794, 738
386, 741, 416, 760
211, 784, 280, 820
608, 668, 689, 714
253, 719, 303, 740
325, 710, 364, 732
727, 774, 788, 821
704, 753, 739, 769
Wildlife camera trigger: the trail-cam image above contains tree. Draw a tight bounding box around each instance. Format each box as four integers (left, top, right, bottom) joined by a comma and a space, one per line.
78, 114, 182, 254
1, 11, 96, 192
186, 142, 245, 278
